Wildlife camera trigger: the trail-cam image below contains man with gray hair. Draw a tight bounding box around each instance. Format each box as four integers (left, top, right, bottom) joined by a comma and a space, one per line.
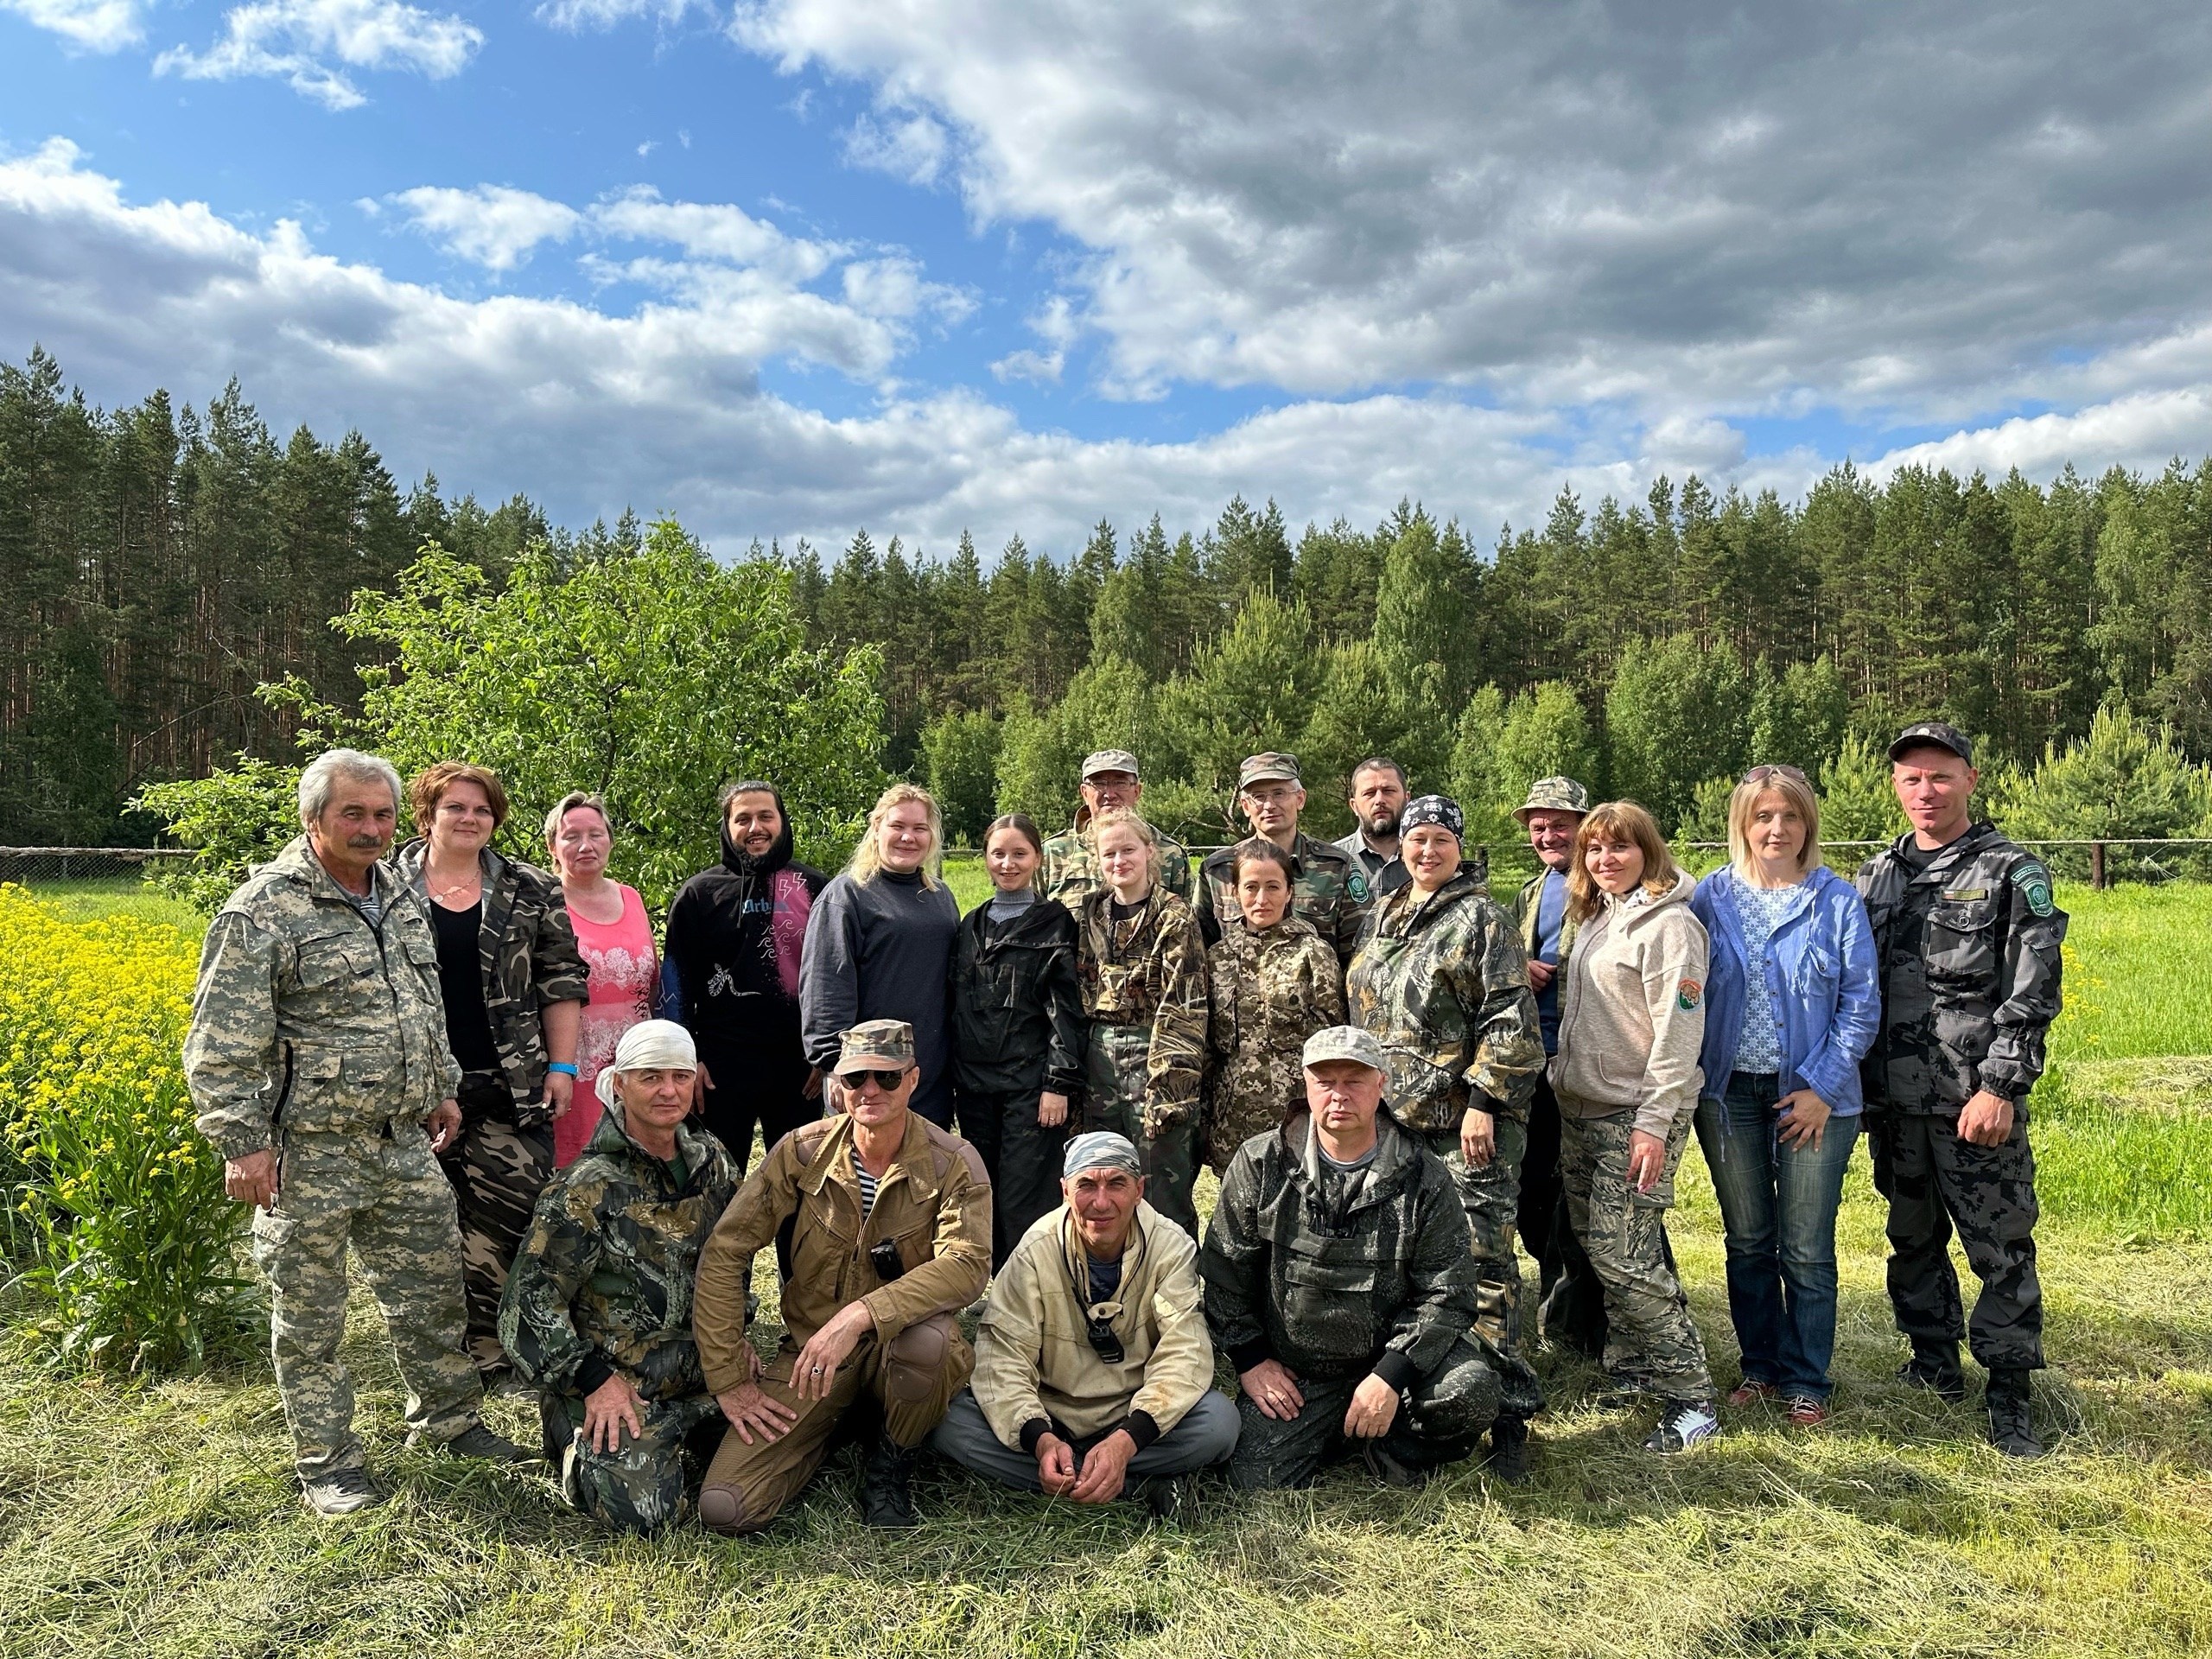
929, 1131, 1238, 1519
184, 748, 531, 1516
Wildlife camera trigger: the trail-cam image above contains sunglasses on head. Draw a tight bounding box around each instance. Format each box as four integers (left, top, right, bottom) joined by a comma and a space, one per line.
1742, 764, 1808, 786
842, 1067, 908, 1092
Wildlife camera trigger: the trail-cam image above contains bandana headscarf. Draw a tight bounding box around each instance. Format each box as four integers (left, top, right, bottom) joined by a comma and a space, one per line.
1400, 794, 1465, 840
1063, 1131, 1144, 1179
594, 1018, 700, 1109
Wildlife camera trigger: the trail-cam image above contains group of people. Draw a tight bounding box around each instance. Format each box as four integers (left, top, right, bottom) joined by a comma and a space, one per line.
181, 715, 2066, 1529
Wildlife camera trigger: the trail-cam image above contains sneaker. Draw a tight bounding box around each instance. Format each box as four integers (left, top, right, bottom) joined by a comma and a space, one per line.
1135, 1473, 1194, 1524
1483, 1415, 1532, 1485
1985, 1371, 2044, 1459
1643, 1401, 1720, 1454
440, 1423, 537, 1465
1360, 1440, 1429, 1489
1783, 1395, 1829, 1427
1726, 1380, 1777, 1408
302, 1465, 383, 1516
1897, 1350, 1967, 1405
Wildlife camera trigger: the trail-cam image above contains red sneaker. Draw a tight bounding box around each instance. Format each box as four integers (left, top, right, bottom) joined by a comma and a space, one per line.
1784, 1395, 1829, 1427
1726, 1381, 1777, 1407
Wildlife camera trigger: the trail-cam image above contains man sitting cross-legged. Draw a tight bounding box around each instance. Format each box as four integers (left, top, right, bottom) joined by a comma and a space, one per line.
930, 1132, 1239, 1520
499, 1020, 739, 1533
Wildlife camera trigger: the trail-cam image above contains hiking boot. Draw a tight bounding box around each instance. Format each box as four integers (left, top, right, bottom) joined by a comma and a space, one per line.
1985, 1370, 2044, 1459
1726, 1380, 1777, 1408
1135, 1473, 1194, 1524
1360, 1440, 1429, 1489
1898, 1348, 1967, 1405
860, 1434, 920, 1529
1643, 1400, 1720, 1454
302, 1465, 383, 1516
1483, 1415, 1532, 1485
441, 1423, 537, 1465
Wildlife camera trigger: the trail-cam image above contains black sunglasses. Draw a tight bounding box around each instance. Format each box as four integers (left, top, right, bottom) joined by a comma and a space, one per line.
842, 1068, 909, 1093
1741, 764, 1808, 786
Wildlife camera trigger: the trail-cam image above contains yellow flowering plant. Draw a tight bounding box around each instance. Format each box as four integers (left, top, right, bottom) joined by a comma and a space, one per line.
0, 887, 251, 1372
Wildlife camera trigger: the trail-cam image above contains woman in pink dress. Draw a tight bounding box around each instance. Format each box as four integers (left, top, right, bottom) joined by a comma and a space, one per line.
545, 791, 659, 1167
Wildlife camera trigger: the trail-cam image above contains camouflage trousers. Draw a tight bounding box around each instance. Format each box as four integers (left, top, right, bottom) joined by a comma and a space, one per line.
1084, 1021, 1201, 1243
1556, 1104, 1713, 1402
439, 1074, 555, 1379
1417, 1120, 1545, 1423
1868, 1110, 2044, 1371
540, 1389, 725, 1534
1225, 1336, 1501, 1491
250, 1124, 482, 1478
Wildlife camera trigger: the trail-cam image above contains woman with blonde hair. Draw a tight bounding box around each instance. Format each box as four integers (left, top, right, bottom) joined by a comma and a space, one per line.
1551, 799, 1715, 1453
1689, 766, 1879, 1424
544, 791, 659, 1167
1073, 808, 1210, 1238
800, 782, 961, 1126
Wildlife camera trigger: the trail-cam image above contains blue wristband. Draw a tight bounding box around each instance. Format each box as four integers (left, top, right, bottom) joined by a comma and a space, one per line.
547, 1062, 579, 1077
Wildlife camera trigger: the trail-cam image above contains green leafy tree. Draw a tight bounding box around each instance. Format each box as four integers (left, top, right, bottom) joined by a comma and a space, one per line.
1816, 732, 1904, 847
133, 754, 303, 912
1605, 636, 1752, 830
1297, 638, 1449, 837
1491, 682, 1601, 808
921, 707, 1004, 846
1751, 654, 1852, 782
1994, 696, 2212, 878
1155, 589, 1324, 837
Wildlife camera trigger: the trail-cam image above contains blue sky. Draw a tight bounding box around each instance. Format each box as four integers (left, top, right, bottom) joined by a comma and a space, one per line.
4, 0, 2210, 557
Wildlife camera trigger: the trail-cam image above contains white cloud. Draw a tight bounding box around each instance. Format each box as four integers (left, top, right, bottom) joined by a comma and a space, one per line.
535, 0, 705, 29
842, 110, 948, 187
989, 347, 1060, 385
2, 0, 143, 51
386, 185, 583, 273
156, 0, 483, 110
591, 185, 837, 282
1866, 390, 2212, 485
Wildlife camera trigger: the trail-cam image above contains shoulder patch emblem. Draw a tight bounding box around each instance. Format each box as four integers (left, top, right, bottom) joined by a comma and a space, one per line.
1676, 978, 1703, 1011
1345, 873, 1371, 903
2012, 862, 2056, 918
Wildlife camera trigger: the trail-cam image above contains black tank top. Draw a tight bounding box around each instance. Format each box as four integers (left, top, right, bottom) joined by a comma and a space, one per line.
431, 899, 499, 1073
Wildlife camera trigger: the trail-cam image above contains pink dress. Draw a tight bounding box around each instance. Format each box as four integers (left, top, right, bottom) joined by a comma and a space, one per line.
556, 882, 658, 1167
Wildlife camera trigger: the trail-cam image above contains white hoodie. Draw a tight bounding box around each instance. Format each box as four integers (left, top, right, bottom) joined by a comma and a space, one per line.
1550, 868, 1709, 1139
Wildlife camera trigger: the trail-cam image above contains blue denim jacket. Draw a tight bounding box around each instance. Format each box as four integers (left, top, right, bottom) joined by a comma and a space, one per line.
1690, 864, 1881, 1114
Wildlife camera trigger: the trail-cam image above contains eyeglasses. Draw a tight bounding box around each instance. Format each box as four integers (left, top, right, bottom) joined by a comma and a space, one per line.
841, 1068, 909, 1093
1741, 764, 1808, 786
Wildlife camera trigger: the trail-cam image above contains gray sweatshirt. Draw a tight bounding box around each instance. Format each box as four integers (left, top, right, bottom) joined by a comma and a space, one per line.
800, 868, 961, 1126
1551, 868, 1710, 1139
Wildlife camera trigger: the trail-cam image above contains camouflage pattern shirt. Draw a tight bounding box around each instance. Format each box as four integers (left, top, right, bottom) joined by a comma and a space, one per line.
1076, 887, 1211, 1124
185, 836, 461, 1161
1204, 917, 1345, 1168
394, 842, 589, 1121
1201, 1109, 1481, 1386
499, 1105, 739, 1402
1040, 808, 1194, 912
1197, 832, 1373, 964
1855, 823, 2067, 1114
1344, 870, 1545, 1133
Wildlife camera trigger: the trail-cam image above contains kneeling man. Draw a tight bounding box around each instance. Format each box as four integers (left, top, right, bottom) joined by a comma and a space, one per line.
931, 1132, 1239, 1517
692, 1020, 991, 1531
499, 1019, 740, 1532
1203, 1026, 1504, 1489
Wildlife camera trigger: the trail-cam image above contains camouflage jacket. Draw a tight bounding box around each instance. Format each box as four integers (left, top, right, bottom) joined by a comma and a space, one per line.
1511, 866, 1582, 969
1201, 1109, 1480, 1386
498, 1104, 738, 1402
185, 836, 460, 1161
1345, 871, 1545, 1132
1040, 807, 1194, 912
1197, 831, 1373, 964
1204, 917, 1345, 1166
1855, 823, 2067, 1114
1075, 887, 1211, 1120
393, 841, 588, 1120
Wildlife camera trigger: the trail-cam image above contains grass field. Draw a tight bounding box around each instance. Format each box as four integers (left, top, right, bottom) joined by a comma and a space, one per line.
2, 880, 2208, 1658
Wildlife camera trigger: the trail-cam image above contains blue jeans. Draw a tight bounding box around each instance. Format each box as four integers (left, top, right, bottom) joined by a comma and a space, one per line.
1694, 1074, 1859, 1401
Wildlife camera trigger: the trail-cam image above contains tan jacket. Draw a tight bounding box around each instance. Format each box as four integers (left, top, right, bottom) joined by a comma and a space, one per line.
692, 1109, 991, 1395
973, 1203, 1216, 1447
1551, 869, 1709, 1139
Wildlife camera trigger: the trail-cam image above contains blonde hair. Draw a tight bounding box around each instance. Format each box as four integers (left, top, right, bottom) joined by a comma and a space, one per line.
1567, 800, 1685, 923
848, 782, 944, 890
543, 790, 610, 846
1727, 767, 1822, 880
1086, 807, 1160, 883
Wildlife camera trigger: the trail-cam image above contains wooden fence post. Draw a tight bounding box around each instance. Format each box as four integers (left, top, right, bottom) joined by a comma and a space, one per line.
2090, 841, 2107, 891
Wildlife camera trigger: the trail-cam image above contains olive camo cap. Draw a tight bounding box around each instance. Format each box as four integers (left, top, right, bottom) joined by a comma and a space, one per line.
1514, 776, 1591, 823
1238, 752, 1301, 789
835, 1019, 915, 1074
1301, 1024, 1389, 1075
1081, 748, 1142, 780
1889, 721, 1974, 766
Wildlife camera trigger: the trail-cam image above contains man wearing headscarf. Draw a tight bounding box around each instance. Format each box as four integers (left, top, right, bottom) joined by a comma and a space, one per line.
929, 1132, 1238, 1520
499, 1020, 740, 1532
662, 781, 830, 1173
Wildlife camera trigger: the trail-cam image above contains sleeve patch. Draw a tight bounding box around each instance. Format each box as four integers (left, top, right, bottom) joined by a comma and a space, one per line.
2011, 862, 2056, 918
1676, 978, 1703, 1011
1345, 873, 1371, 903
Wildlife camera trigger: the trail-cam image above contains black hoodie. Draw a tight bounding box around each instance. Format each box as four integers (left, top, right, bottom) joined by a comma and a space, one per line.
661, 792, 829, 1065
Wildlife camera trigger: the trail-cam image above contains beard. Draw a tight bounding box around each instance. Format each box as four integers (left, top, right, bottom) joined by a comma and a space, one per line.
1363, 808, 1402, 838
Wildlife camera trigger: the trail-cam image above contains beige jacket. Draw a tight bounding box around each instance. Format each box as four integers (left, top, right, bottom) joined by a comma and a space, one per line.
972, 1202, 1216, 1449
1551, 868, 1709, 1139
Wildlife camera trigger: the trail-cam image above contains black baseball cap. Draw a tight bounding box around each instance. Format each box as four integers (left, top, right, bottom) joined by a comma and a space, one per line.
1888, 721, 1974, 766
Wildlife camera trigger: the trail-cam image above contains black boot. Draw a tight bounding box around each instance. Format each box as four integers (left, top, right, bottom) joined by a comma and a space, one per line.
1985, 1369, 2044, 1459
1484, 1415, 1532, 1485
861, 1433, 921, 1529
1898, 1344, 1967, 1404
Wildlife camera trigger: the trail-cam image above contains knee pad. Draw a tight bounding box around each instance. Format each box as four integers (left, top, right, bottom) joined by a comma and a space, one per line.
882, 1314, 954, 1405
696, 1483, 761, 1535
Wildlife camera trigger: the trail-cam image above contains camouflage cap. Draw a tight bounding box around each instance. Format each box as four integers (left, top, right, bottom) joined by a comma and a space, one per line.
1063, 1130, 1143, 1179
835, 1019, 916, 1074
1238, 752, 1301, 790
1513, 776, 1591, 823
1301, 1024, 1388, 1076
1081, 748, 1142, 781
1889, 721, 1974, 766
